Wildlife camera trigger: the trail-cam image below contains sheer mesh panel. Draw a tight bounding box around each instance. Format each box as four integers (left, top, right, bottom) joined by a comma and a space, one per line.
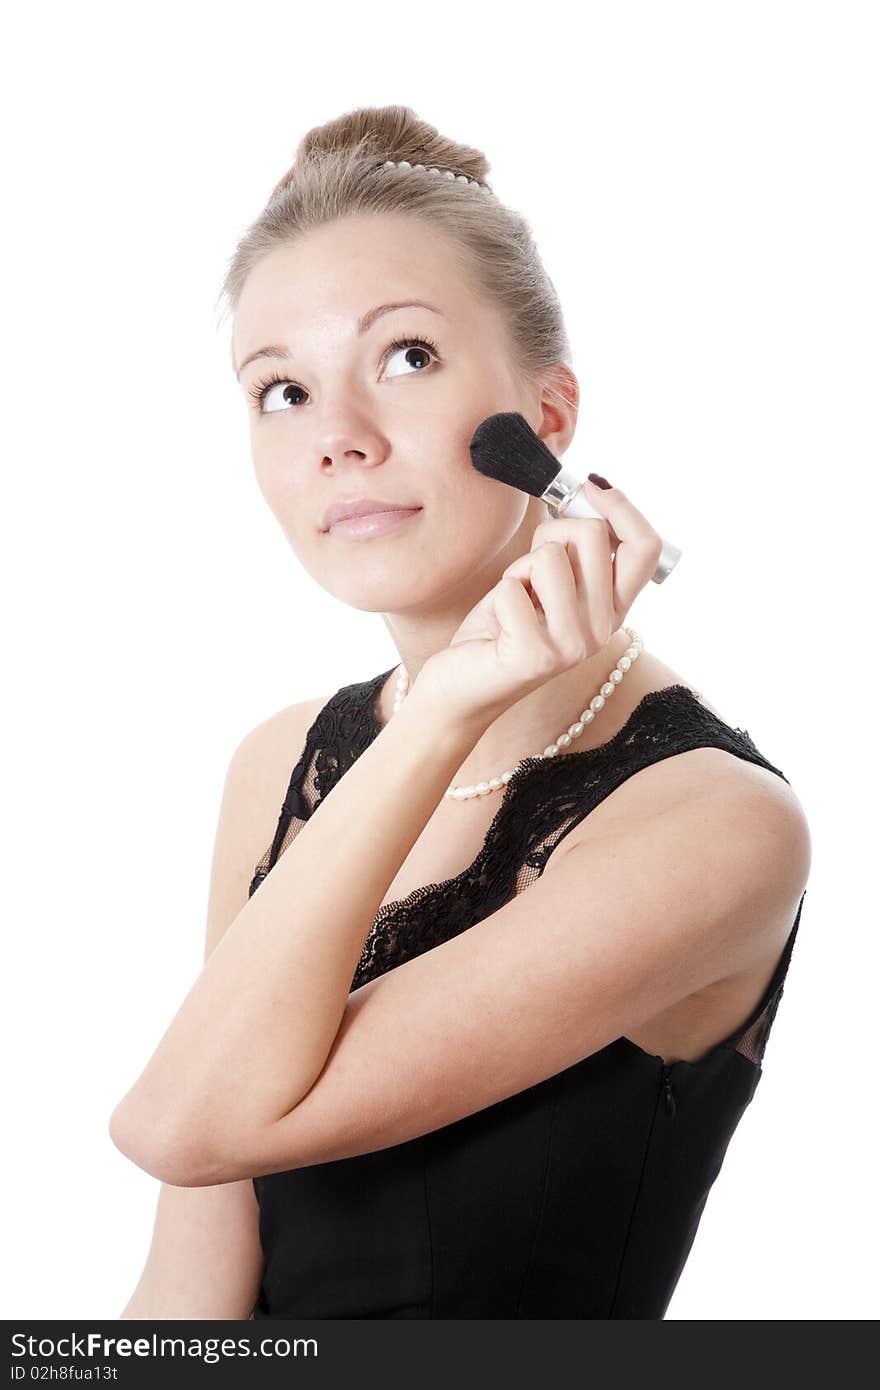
250, 814, 307, 892
249, 743, 323, 896
734, 991, 784, 1065
720, 896, 802, 1065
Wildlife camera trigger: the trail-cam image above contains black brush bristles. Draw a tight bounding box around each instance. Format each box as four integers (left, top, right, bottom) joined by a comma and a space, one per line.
469, 412, 561, 497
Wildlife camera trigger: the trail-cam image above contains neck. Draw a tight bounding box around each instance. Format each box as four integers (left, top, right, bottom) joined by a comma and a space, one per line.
379, 623, 639, 786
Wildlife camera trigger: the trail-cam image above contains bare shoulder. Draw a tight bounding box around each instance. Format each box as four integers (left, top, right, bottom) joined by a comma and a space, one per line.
558, 651, 812, 889
228, 691, 332, 805
204, 691, 332, 957
625, 650, 808, 812
222, 689, 334, 858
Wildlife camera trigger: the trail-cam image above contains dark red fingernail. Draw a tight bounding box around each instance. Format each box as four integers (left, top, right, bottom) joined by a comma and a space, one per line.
588, 473, 613, 490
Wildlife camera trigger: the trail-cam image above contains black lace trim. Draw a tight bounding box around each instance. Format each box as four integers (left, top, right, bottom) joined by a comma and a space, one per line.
248, 670, 393, 899
249, 670, 793, 1008
350, 681, 788, 992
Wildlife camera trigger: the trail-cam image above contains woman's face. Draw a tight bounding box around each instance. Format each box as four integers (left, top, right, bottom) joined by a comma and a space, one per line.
232, 213, 553, 615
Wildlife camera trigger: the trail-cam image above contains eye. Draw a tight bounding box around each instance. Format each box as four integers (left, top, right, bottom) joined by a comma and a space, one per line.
247, 374, 307, 414
382, 335, 441, 379
246, 334, 441, 414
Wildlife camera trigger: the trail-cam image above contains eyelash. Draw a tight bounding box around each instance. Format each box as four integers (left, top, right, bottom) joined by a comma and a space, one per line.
246, 334, 442, 412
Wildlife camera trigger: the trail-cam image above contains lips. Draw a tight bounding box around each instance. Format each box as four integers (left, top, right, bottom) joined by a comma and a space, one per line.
326, 508, 422, 541
321, 498, 422, 531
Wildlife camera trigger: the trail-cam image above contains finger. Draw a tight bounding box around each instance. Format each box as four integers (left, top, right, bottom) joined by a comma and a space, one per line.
532, 489, 660, 622
521, 540, 591, 660
575, 479, 663, 615
561, 523, 617, 644
500, 543, 569, 624
528, 522, 618, 646
493, 576, 550, 662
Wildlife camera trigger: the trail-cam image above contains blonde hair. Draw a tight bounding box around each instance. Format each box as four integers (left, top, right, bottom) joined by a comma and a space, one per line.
218, 104, 573, 408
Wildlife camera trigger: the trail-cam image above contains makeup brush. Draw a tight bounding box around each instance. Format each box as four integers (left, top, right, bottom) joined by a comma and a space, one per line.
469, 412, 681, 585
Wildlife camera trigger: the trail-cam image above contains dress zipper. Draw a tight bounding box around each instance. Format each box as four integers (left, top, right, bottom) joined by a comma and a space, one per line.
661, 1064, 677, 1118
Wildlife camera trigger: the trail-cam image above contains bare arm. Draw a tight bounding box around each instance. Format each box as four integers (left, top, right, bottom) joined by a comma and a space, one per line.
109, 679, 810, 1189
110, 685, 485, 1180
118, 1181, 262, 1321
117, 698, 324, 1317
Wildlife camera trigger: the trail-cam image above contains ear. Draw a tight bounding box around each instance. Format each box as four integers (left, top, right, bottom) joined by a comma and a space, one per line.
535, 363, 580, 458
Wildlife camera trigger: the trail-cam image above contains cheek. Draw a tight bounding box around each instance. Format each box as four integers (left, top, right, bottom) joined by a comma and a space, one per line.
251, 447, 310, 528
464, 465, 527, 526
431, 476, 531, 571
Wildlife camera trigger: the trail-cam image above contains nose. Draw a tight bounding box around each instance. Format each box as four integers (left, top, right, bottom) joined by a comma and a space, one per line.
321, 437, 368, 467
314, 425, 386, 475
316, 408, 389, 472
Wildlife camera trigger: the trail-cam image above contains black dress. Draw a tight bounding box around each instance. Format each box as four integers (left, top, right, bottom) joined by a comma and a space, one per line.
246, 668, 805, 1319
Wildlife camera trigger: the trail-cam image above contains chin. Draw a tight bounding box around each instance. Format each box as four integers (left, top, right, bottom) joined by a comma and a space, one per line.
326, 560, 450, 614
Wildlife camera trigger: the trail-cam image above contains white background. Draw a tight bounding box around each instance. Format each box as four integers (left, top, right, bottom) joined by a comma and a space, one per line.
2, 0, 877, 1321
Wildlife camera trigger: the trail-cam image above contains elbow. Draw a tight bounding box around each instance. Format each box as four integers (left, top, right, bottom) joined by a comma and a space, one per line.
108, 1098, 206, 1187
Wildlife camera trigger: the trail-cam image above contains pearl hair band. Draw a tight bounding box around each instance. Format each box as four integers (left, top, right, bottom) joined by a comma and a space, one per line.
376, 159, 493, 193
391, 628, 644, 801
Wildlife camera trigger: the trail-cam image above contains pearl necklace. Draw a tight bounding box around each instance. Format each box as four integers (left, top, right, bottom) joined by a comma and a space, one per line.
390, 627, 643, 800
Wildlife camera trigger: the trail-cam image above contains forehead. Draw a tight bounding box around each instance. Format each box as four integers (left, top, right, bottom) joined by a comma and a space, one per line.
233, 214, 495, 351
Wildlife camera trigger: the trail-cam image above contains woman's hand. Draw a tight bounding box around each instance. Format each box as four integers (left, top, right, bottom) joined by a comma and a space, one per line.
413, 480, 664, 728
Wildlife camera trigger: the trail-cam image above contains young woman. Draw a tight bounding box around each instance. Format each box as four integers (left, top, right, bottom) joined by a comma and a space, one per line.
111, 105, 811, 1320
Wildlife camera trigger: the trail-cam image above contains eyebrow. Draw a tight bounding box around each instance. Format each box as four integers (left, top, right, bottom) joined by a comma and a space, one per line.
234, 300, 444, 378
